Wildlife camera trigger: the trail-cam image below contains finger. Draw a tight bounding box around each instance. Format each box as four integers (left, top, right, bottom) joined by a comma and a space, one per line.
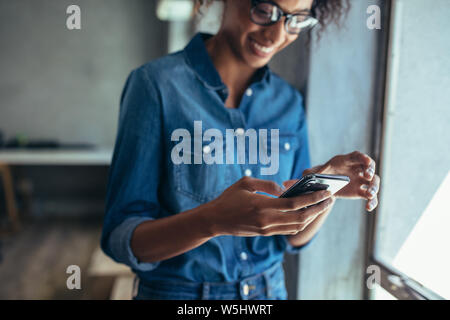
298, 197, 335, 224
356, 164, 376, 180
240, 177, 285, 196
360, 174, 380, 199
367, 174, 380, 198
364, 161, 376, 180
272, 196, 335, 225
263, 190, 332, 211
349, 151, 375, 179
366, 196, 378, 212
348, 151, 371, 165
302, 165, 324, 176
282, 179, 298, 189
259, 224, 306, 236
363, 156, 376, 180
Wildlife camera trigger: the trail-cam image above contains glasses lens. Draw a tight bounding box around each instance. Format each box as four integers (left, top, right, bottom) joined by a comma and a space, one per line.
251, 2, 280, 25
285, 15, 318, 34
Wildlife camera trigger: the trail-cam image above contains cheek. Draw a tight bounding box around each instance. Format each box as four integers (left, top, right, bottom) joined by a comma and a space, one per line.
222, 1, 253, 32
226, 15, 262, 57
239, 24, 263, 47
235, 10, 260, 39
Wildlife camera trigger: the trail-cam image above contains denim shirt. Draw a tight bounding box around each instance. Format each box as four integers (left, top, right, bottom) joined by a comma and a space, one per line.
101, 33, 312, 284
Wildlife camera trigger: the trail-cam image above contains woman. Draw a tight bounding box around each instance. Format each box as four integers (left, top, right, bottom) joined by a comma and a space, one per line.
101, 0, 381, 300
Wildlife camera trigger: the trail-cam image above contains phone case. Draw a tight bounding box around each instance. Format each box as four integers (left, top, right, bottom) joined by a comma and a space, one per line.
279, 174, 350, 198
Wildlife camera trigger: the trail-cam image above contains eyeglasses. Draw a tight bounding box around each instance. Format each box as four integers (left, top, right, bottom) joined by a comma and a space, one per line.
250, 0, 318, 35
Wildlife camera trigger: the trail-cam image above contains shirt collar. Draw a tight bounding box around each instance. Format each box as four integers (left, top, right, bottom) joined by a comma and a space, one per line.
183, 32, 271, 91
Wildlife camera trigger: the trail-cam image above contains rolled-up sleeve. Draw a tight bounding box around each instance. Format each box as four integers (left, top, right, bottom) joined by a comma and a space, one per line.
108, 216, 158, 271
277, 233, 318, 255
101, 66, 164, 272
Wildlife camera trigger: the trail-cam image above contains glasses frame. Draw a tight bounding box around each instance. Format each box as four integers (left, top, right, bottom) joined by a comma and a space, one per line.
250, 0, 318, 35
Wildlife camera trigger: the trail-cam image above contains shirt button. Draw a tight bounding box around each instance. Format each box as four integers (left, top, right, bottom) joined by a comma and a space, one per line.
244, 169, 252, 177
243, 284, 250, 296
240, 252, 248, 261
236, 128, 245, 136
284, 142, 291, 151
245, 88, 253, 97
203, 145, 211, 154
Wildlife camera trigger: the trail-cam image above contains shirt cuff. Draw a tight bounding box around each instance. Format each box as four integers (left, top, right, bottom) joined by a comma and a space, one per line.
278, 233, 318, 255
108, 216, 160, 272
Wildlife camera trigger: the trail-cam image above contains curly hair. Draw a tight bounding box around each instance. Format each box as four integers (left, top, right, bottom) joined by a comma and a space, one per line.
310, 0, 350, 36
194, 0, 350, 38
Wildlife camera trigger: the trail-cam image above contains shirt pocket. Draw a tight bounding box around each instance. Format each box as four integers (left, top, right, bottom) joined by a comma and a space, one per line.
263, 134, 300, 181
174, 139, 231, 203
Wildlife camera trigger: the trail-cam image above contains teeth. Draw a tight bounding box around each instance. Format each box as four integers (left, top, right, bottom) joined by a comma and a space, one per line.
253, 40, 274, 54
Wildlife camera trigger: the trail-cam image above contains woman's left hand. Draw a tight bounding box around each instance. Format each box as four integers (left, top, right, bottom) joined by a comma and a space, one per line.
302, 151, 380, 212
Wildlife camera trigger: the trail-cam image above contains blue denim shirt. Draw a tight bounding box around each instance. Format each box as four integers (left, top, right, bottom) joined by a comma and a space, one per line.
101, 33, 312, 284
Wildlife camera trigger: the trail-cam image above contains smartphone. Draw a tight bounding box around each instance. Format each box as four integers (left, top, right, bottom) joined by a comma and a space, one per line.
279, 174, 350, 198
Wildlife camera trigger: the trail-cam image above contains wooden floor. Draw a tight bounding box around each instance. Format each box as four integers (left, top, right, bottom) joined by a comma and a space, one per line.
0, 216, 132, 300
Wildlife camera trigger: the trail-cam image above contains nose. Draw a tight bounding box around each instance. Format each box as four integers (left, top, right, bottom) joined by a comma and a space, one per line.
261, 18, 287, 46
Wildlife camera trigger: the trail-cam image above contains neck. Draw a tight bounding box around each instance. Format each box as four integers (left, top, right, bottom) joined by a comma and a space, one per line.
205, 32, 257, 108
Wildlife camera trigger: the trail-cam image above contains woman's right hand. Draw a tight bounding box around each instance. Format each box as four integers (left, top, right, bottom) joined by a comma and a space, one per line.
206, 176, 334, 237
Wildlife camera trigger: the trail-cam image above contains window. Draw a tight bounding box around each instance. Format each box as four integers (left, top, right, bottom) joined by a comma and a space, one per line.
369, 0, 450, 300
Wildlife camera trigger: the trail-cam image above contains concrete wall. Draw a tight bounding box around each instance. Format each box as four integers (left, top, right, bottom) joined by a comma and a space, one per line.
296, 0, 383, 299
0, 0, 168, 148
270, 34, 311, 300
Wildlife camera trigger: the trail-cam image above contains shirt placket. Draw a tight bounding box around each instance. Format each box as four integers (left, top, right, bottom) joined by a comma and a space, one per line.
227, 106, 254, 278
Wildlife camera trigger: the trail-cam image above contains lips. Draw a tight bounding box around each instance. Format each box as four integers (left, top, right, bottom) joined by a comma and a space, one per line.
249, 38, 275, 58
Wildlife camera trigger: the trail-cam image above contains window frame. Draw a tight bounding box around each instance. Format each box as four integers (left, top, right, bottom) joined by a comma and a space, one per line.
364, 0, 446, 301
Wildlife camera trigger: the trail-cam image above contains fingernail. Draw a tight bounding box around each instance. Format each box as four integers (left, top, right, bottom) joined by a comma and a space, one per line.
361, 185, 369, 191
369, 198, 377, 210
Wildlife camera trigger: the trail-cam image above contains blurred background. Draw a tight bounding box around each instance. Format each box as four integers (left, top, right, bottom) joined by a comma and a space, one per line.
0, 0, 449, 300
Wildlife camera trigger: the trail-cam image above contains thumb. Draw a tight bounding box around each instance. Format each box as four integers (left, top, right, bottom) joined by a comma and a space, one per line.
240, 177, 285, 196
303, 164, 326, 175
283, 179, 298, 189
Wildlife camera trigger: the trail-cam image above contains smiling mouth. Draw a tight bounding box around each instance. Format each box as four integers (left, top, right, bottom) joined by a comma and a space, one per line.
249, 38, 275, 56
